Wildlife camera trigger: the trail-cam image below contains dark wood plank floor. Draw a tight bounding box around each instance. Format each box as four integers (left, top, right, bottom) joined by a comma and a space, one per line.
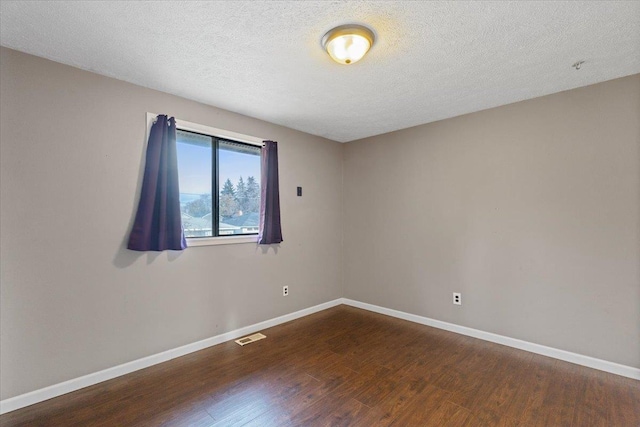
1, 305, 639, 426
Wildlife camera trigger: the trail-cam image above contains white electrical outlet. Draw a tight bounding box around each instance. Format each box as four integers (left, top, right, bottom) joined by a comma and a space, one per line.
453, 292, 462, 305
283, 286, 289, 296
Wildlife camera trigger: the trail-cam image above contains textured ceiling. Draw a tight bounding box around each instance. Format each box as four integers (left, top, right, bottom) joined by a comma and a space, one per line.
1, 1, 639, 142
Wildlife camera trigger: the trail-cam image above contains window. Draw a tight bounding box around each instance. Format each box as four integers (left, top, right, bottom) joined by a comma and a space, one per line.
143, 113, 267, 246
176, 129, 262, 239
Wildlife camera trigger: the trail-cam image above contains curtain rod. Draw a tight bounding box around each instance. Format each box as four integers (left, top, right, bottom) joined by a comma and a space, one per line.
146, 112, 266, 147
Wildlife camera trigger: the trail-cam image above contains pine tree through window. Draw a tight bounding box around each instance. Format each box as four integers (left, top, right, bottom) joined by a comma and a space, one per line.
176, 129, 261, 238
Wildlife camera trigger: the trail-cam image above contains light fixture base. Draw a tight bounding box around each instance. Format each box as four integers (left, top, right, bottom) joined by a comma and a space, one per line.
322, 24, 375, 65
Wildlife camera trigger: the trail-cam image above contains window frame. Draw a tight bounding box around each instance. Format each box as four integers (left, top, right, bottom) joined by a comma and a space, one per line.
145, 113, 265, 247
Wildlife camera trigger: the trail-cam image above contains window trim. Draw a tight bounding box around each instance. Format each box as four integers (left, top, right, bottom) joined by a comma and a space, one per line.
145, 113, 265, 247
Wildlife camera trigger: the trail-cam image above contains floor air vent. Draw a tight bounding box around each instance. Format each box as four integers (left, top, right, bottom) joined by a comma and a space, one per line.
235, 333, 266, 346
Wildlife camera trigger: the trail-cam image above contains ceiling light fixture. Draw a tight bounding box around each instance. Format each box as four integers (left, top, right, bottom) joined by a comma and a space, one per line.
322, 24, 375, 65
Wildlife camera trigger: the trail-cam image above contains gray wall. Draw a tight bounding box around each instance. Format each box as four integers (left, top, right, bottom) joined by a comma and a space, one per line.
2, 46, 638, 401
344, 74, 640, 368
0, 47, 344, 400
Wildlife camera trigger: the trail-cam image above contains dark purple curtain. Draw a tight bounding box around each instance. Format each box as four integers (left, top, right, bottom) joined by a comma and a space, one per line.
127, 115, 187, 251
258, 140, 283, 244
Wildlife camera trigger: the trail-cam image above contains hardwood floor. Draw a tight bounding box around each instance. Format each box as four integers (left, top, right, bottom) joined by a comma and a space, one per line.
1, 305, 638, 426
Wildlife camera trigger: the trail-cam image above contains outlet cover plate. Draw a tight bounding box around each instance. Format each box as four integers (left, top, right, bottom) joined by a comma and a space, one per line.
453, 292, 462, 305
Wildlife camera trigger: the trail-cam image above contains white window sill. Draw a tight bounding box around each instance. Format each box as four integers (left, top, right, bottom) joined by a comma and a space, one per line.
187, 235, 258, 247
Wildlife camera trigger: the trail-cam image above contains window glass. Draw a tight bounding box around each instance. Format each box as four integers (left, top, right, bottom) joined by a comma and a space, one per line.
219, 140, 261, 235
176, 129, 261, 238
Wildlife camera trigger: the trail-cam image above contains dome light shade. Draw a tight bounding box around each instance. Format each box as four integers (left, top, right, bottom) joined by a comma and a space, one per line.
322, 24, 375, 65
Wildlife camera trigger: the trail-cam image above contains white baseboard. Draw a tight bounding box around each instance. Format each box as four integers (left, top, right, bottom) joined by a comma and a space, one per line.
3, 297, 637, 415
342, 298, 640, 381
0, 298, 343, 415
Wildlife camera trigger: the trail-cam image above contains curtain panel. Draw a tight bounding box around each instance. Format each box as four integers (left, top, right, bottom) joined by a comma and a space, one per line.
258, 140, 283, 244
127, 115, 186, 251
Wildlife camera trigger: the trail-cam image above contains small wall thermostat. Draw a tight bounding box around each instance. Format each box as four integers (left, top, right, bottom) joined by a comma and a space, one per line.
297, 187, 302, 196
